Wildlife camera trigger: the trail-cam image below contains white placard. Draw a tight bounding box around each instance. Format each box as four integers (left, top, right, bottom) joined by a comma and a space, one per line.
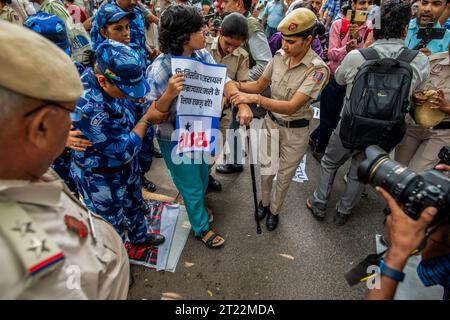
172, 57, 226, 118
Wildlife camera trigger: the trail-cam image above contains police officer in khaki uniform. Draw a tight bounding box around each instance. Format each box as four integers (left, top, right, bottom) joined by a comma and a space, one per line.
395, 46, 450, 172
205, 13, 250, 83
206, 12, 250, 181
0, 21, 129, 299
230, 8, 330, 231
0, 0, 23, 25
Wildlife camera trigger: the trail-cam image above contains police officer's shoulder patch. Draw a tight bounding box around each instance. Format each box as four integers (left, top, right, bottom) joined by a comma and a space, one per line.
91, 112, 109, 127
312, 70, 324, 83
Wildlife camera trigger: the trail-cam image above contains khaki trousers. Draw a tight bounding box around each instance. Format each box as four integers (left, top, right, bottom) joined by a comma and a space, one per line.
395, 123, 450, 172
260, 115, 309, 215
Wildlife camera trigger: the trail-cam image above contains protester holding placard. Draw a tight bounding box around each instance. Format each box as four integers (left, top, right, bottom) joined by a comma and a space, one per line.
145, 5, 253, 249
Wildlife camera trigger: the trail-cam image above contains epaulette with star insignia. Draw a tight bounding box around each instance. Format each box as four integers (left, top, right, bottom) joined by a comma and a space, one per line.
0, 202, 65, 286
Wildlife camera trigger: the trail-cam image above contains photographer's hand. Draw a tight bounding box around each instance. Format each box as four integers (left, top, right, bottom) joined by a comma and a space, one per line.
367, 188, 438, 300
377, 187, 437, 259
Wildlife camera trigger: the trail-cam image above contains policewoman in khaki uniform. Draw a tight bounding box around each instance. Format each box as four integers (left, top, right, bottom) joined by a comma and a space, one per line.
230, 8, 329, 231
0, 21, 129, 299
395, 46, 450, 172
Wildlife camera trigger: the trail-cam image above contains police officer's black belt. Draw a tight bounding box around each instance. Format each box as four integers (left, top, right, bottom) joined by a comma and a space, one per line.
268, 111, 309, 128
91, 163, 130, 174
433, 122, 450, 130
74, 161, 130, 174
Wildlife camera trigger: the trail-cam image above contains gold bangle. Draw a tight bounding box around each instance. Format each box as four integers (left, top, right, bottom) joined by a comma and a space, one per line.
258, 94, 262, 106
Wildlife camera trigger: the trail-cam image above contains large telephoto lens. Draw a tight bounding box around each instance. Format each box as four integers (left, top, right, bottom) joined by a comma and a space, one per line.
358, 146, 417, 198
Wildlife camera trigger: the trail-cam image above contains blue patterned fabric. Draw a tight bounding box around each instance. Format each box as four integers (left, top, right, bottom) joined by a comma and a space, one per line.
123, 99, 154, 177
417, 253, 450, 292
90, 1, 147, 62
96, 3, 136, 29
70, 68, 148, 242
24, 12, 71, 56
96, 39, 150, 99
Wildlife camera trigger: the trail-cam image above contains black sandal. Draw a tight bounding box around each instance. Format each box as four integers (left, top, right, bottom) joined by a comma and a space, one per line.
195, 229, 225, 249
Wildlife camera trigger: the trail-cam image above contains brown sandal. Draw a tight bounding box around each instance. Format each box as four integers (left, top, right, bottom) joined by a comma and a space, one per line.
195, 229, 225, 249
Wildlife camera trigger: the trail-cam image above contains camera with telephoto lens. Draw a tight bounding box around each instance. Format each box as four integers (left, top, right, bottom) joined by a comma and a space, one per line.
438, 146, 450, 166
358, 146, 450, 226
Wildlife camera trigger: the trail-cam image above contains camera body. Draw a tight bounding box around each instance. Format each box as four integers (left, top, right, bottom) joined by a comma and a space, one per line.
358, 146, 450, 224
414, 22, 446, 50
438, 146, 450, 166
398, 170, 449, 220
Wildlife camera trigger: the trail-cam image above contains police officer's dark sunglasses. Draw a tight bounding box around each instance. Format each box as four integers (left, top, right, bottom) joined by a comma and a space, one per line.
24, 101, 86, 122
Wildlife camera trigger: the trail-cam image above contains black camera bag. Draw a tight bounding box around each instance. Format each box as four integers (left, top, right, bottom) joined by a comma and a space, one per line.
339, 47, 418, 151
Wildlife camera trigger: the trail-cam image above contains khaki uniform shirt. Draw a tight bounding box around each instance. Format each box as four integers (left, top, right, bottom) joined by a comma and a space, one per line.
262, 48, 330, 121
0, 4, 23, 25
205, 35, 250, 82
424, 51, 450, 122
0, 170, 129, 300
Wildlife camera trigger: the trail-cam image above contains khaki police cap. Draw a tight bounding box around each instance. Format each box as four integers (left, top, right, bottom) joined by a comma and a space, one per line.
415, 106, 446, 128
0, 21, 83, 102
277, 8, 317, 36
414, 90, 446, 128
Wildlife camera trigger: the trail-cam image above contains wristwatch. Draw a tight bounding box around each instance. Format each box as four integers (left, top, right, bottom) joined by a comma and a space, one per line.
379, 259, 405, 282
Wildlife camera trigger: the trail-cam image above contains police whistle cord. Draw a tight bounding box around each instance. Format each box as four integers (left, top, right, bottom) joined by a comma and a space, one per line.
246, 125, 262, 234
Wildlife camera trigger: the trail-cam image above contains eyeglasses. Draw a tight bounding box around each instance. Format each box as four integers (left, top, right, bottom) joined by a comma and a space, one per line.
24, 101, 86, 122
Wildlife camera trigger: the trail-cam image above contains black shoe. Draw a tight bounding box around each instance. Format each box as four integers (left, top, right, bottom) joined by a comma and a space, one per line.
215, 164, 244, 174
333, 211, 350, 226
134, 233, 166, 247
153, 148, 163, 158
266, 211, 279, 231
208, 174, 222, 191
311, 150, 324, 163
257, 201, 269, 220
141, 176, 157, 193
306, 198, 326, 221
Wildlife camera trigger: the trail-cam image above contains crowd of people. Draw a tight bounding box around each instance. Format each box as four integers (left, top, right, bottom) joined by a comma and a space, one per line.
0, 0, 449, 300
